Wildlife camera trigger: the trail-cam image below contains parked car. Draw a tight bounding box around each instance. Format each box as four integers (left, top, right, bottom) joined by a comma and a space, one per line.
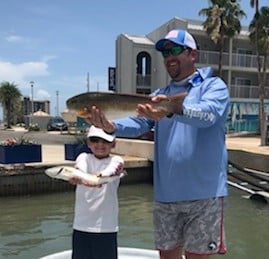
47, 117, 68, 131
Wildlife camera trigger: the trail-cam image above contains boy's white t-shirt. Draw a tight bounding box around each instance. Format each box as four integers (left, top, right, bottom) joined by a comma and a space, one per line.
73, 153, 124, 233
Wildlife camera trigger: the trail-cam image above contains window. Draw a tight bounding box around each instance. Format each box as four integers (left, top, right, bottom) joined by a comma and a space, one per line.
136, 52, 151, 87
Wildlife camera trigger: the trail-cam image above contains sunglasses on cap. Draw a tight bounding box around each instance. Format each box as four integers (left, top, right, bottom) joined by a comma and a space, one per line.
161, 45, 187, 58
89, 137, 111, 144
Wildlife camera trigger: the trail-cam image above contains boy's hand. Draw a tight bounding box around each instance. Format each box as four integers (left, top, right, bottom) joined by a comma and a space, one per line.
69, 176, 83, 185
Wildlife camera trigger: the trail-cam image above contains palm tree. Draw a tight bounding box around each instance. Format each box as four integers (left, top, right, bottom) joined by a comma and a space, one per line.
0, 81, 22, 128
249, 6, 269, 146
249, 0, 260, 74
199, 0, 246, 77
250, 0, 259, 12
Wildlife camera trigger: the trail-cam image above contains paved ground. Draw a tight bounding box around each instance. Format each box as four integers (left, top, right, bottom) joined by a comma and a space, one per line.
1, 128, 268, 166
226, 136, 269, 155
41, 144, 71, 164
39, 144, 150, 169
41, 135, 269, 166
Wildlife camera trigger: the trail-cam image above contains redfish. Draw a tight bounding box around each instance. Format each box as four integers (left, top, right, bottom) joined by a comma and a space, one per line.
66, 92, 187, 119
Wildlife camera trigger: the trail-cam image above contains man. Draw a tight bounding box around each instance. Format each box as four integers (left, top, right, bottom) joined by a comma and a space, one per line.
90, 29, 229, 259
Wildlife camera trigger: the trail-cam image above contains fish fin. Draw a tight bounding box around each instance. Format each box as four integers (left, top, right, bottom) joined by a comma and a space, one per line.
167, 92, 188, 114
168, 92, 188, 102
77, 109, 91, 118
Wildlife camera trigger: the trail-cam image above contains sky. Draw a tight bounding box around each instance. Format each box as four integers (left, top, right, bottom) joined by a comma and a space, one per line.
0, 0, 269, 119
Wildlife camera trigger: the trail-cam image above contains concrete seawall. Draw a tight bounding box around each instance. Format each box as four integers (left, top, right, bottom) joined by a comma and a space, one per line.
0, 139, 154, 196
226, 136, 269, 173
228, 149, 269, 173
0, 164, 153, 196
0, 136, 268, 196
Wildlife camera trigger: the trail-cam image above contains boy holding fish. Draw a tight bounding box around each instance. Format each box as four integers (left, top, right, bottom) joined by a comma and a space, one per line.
87, 29, 229, 259
69, 125, 124, 259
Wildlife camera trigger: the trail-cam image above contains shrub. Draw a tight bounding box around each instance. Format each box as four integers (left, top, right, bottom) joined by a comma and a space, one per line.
29, 123, 40, 131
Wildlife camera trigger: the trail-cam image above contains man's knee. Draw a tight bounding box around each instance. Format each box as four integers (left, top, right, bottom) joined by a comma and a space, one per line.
159, 246, 183, 259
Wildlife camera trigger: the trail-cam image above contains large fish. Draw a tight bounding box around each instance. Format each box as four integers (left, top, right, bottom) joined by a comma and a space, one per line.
45, 166, 126, 185
66, 91, 187, 119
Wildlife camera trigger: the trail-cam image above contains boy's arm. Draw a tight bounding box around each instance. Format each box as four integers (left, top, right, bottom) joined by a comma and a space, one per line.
99, 155, 124, 177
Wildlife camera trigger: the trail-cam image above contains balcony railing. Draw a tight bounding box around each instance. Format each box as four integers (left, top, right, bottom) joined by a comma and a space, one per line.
197, 50, 223, 65
229, 84, 269, 99
135, 74, 269, 99
136, 74, 151, 86
197, 50, 267, 69
226, 119, 259, 134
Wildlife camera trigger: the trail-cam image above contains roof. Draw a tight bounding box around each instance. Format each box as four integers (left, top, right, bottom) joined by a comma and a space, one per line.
123, 34, 154, 45
33, 110, 50, 116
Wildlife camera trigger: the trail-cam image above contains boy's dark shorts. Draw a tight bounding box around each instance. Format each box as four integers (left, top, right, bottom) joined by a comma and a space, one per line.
72, 229, 117, 259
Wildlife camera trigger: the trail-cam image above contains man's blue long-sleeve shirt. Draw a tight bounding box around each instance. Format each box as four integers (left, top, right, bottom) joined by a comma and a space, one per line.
113, 67, 230, 202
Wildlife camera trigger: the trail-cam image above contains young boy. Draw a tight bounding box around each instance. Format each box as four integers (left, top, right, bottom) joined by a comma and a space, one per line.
70, 125, 124, 259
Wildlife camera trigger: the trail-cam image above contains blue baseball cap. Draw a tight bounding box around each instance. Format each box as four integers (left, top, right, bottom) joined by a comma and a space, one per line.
155, 29, 197, 51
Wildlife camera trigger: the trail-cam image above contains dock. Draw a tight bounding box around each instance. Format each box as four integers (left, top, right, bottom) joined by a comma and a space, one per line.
0, 134, 268, 197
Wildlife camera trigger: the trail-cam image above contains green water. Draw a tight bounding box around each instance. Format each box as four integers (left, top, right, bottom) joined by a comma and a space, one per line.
0, 184, 268, 259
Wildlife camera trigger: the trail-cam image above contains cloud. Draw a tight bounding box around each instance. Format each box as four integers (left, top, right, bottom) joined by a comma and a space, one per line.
0, 60, 51, 102
36, 89, 50, 100
0, 60, 49, 84
5, 35, 25, 43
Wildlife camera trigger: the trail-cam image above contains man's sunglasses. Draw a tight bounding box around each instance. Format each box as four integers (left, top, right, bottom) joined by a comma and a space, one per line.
161, 45, 187, 58
89, 137, 111, 144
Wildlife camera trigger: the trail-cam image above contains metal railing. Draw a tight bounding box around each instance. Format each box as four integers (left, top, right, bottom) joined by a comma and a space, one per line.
197, 50, 268, 69
229, 84, 269, 99
136, 74, 151, 86
226, 119, 259, 134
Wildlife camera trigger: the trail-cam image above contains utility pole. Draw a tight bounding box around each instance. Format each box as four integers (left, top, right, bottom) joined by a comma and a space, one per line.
87, 72, 90, 92
56, 90, 59, 116
30, 81, 34, 114
29, 81, 34, 127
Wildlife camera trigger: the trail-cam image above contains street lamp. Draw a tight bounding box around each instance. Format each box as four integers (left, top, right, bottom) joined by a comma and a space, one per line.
30, 81, 34, 115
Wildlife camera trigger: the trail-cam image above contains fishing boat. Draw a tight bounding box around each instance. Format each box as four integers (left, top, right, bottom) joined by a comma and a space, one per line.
39, 247, 159, 259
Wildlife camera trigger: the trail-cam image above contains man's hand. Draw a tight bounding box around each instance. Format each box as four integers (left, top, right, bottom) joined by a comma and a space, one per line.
89, 106, 116, 133
136, 95, 172, 121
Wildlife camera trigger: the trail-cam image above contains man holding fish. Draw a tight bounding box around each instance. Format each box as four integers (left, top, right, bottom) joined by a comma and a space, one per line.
73, 29, 230, 259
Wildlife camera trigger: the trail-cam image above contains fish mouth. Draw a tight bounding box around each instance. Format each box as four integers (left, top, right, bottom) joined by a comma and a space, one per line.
77, 109, 91, 118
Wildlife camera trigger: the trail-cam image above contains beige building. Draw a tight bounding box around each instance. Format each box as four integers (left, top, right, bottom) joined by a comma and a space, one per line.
116, 17, 269, 99
115, 17, 269, 132
22, 97, 50, 115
